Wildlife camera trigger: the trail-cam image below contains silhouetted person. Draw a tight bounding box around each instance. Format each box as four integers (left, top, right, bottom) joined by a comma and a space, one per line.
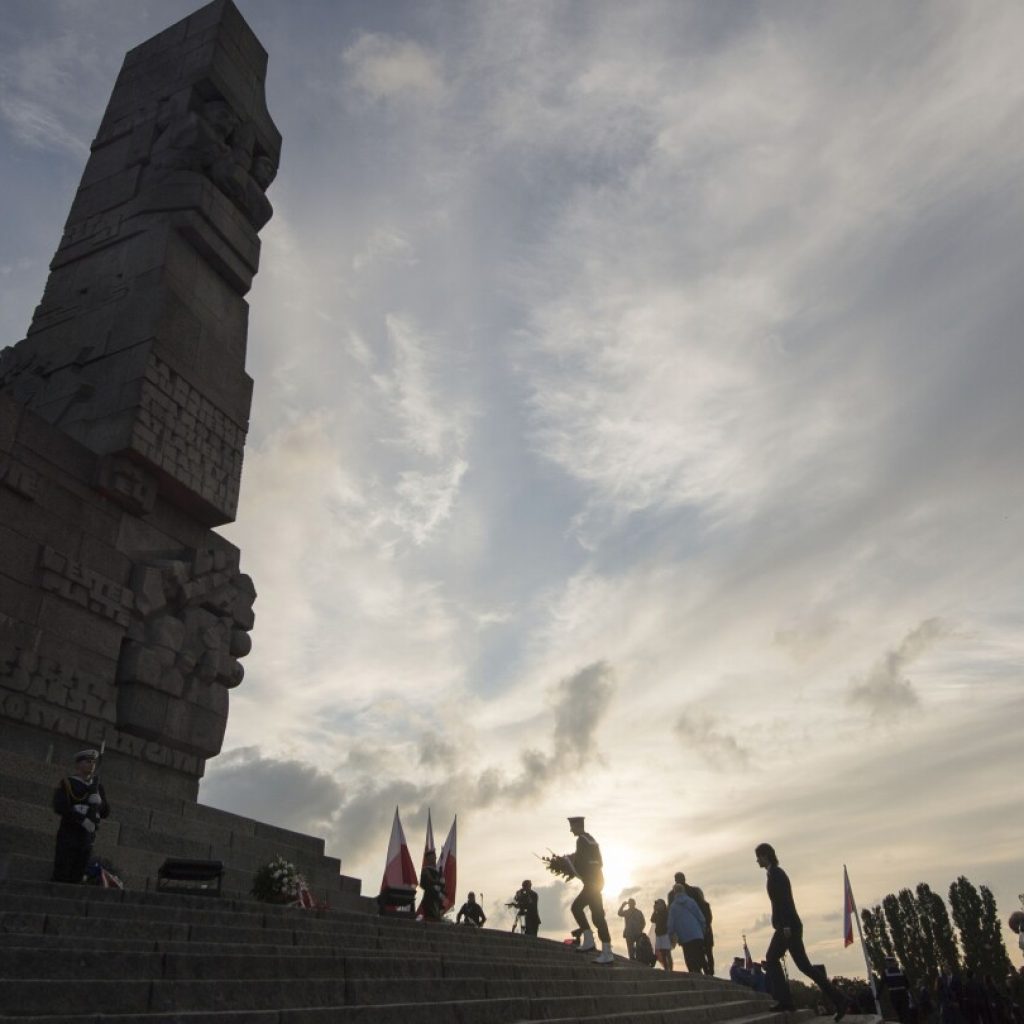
456, 891, 487, 927
755, 842, 845, 1021
668, 883, 708, 973
667, 871, 715, 974
514, 879, 541, 936
881, 956, 914, 1023
52, 749, 109, 884
618, 898, 646, 960
651, 898, 673, 971
564, 816, 614, 964
419, 853, 444, 921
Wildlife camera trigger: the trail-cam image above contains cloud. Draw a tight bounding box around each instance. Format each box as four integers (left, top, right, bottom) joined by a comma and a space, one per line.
203, 661, 617, 866
199, 747, 346, 838
342, 33, 445, 104
847, 618, 952, 717
674, 711, 751, 770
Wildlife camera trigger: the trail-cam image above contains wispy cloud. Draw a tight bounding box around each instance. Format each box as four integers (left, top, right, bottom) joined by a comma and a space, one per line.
847, 618, 951, 717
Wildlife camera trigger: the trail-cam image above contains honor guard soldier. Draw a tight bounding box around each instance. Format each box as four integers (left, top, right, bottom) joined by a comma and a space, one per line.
51, 749, 110, 884
564, 816, 614, 964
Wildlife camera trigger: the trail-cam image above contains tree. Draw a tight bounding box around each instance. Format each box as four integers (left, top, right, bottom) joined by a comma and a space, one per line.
915, 882, 959, 976
950, 876, 988, 975
979, 885, 1013, 981
861, 904, 894, 975
885, 889, 932, 985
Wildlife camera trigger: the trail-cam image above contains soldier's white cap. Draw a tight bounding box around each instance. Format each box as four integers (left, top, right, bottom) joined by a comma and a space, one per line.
75, 749, 99, 761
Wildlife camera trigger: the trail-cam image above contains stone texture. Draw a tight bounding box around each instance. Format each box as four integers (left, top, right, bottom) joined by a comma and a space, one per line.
0, 0, 276, 799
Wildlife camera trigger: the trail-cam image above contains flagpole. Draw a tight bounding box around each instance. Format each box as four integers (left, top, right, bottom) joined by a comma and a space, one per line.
845, 864, 882, 1017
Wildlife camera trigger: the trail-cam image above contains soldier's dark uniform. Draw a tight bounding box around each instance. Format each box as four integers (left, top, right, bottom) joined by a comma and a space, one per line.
51, 751, 110, 884
567, 818, 611, 946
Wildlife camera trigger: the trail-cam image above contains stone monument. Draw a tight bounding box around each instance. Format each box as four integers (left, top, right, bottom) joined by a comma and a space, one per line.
0, 0, 279, 801
0, 1, 359, 903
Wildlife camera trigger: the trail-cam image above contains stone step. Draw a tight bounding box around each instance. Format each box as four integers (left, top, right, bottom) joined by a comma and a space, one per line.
0, 998, 796, 1024
0, 977, 757, 1016
0, 945, 724, 989
0, 880, 827, 1024
0, 849, 368, 912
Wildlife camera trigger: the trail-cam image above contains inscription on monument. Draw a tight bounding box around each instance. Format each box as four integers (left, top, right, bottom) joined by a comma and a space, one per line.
133, 357, 245, 518
39, 546, 133, 628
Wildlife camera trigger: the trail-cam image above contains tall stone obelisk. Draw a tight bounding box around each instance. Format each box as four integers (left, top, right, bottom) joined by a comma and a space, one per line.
0, 0, 280, 802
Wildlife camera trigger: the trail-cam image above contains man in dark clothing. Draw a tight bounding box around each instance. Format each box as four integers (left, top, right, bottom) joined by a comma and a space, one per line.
514, 879, 541, 936
618, 898, 647, 960
51, 749, 110, 884
456, 891, 487, 927
755, 842, 845, 1022
565, 816, 614, 964
419, 852, 444, 921
667, 871, 715, 974
880, 956, 914, 1023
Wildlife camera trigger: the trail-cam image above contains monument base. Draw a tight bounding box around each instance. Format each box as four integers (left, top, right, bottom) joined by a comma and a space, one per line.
0, 746, 368, 911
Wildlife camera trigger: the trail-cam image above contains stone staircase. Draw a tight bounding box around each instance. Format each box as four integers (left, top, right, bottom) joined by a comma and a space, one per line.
0, 749, 366, 910
0, 879, 813, 1024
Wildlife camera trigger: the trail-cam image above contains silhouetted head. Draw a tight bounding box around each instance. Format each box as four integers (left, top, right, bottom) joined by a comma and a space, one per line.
754, 843, 778, 868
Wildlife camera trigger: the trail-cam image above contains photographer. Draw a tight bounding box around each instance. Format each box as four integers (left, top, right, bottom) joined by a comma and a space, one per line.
456, 891, 487, 927
51, 749, 110, 884
513, 879, 541, 936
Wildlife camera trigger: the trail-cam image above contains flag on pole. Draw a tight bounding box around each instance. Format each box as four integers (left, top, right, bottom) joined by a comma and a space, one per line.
380, 806, 418, 895
437, 815, 457, 912
743, 933, 753, 972
843, 864, 856, 948
420, 809, 437, 873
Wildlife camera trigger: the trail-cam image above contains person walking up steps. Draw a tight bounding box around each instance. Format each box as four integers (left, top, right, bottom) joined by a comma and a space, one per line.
755, 842, 845, 1021
563, 816, 614, 964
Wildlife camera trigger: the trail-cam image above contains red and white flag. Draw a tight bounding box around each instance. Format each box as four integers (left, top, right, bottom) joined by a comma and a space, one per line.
380, 806, 418, 894
843, 864, 857, 948
420, 809, 437, 873
437, 815, 457, 913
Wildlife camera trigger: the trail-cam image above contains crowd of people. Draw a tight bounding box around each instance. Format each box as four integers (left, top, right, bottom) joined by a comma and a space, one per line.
877, 959, 1024, 1024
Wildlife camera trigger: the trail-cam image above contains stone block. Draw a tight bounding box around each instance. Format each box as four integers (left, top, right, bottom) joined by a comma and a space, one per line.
37, 594, 125, 660
253, 821, 326, 857
0, 978, 152, 1015
0, 572, 42, 625
0, 523, 40, 584
0, 487, 80, 559
0, 396, 22, 453
117, 822, 212, 860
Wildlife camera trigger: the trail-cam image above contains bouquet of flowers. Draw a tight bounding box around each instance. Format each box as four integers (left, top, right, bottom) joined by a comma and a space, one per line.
540, 852, 575, 882
251, 856, 306, 903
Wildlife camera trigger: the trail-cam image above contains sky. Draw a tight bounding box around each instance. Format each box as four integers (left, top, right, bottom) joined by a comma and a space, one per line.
2, 0, 1023, 976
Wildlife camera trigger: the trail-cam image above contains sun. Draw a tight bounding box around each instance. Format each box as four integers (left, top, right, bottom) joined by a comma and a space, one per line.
599, 842, 635, 901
